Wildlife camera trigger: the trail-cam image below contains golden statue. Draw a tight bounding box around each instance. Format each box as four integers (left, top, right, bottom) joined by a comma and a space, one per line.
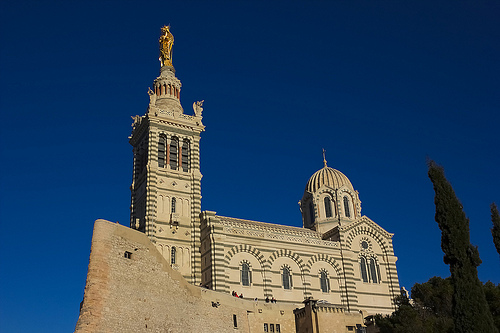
159, 25, 174, 67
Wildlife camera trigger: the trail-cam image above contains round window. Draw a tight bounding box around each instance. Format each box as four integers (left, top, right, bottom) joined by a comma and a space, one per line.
361, 241, 369, 250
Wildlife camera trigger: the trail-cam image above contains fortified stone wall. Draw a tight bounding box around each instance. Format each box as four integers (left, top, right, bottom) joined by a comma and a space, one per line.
75, 220, 301, 333
75, 220, 251, 333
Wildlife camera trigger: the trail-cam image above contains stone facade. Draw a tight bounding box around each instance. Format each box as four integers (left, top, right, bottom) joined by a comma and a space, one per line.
199, 211, 399, 315
76, 28, 401, 332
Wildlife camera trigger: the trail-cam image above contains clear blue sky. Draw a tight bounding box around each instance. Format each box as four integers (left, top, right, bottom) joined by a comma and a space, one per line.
1, 1, 499, 332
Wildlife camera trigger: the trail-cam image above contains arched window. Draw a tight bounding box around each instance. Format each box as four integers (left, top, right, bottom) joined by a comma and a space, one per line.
158, 135, 167, 168
369, 258, 380, 284
169, 137, 178, 170
241, 262, 251, 286
320, 270, 329, 293
171, 246, 176, 265
181, 139, 190, 172
360, 256, 368, 283
171, 197, 176, 214
360, 256, 380, 283
324, 197, 332, 218
282, 266, 292, 290
309, 202, 315, 225
343, 196, 351, 218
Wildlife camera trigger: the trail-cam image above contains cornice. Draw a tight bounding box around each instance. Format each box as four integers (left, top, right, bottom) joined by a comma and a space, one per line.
215, 215, 340, 248
149, 111, 205, 132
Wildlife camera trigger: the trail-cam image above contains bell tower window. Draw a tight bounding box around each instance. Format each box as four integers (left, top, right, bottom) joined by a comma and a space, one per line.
182, 139, 190, 172
324, 197, 332, 218
158, 135, 167, 168
169, 137, 179, 170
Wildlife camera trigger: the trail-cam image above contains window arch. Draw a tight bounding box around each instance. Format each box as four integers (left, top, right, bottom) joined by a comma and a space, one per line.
241, 262, 251, 286
181, 139, 190, 172
282, 266, 292, 290
343, 196, 351, 218
169, 137, 179, 170
171, 197, 176, 214
319, 270, 329, 293
171, 246, 176, 265
158, 135, 167, 168
324, 197, 332, 218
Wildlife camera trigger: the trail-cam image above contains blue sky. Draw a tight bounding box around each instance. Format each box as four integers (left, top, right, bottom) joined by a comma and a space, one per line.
1, 1, 499, 332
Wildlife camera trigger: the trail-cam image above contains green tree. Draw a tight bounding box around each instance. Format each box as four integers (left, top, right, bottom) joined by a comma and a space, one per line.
375, 278, 500, 333
375, 277, 453, 333
412, 276, 452, 320
491, 203, 500, 257
428, 161, 497, 333
375, 295, 426, 333
483, 281, 500, 331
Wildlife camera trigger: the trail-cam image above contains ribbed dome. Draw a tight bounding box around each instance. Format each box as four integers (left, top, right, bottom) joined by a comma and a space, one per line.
305, 166, 354, 193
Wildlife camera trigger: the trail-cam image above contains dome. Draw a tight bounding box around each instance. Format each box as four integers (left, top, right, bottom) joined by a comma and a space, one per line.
305, 165, 354, 193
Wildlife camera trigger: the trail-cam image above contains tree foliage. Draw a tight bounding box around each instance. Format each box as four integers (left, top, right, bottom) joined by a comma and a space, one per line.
491, 203, 500, 257
426, 161, 497, 333
375, 277, 453, 333
484, 281, 500, 330
375, 278, 500, 333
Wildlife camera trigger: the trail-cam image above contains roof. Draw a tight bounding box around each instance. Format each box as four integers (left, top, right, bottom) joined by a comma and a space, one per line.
305, 165, 354, 193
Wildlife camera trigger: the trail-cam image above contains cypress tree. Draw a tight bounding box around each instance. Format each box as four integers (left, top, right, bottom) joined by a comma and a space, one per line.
428, 161, 497, 333
491, 203, 500, 257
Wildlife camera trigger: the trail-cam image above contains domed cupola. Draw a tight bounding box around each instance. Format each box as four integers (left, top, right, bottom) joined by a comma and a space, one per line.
305, 165, 354, 193
299, 153, 361, 233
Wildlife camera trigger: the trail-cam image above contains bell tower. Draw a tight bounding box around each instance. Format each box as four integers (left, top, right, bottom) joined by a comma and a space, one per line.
129, 26, 205, 284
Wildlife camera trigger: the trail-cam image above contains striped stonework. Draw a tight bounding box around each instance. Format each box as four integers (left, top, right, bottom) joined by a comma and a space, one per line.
199, 212, 399, 314
129, 62, 205, 286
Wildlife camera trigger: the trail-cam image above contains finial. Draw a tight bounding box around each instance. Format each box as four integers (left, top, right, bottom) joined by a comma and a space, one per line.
322, 148, 327, 167
159, 25, 174, 67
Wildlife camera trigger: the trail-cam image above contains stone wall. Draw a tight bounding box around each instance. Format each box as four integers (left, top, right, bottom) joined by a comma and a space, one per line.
75, 219, 252, 333
294, 300, 364, 333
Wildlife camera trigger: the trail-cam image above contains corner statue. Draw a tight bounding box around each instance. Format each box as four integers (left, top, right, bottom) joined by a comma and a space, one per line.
193, 100, 204, 117
159, 25, 174, 67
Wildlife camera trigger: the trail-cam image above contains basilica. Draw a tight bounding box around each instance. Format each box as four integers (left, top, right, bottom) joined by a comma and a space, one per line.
129, 26, 399, 315
76, 27, 400, 333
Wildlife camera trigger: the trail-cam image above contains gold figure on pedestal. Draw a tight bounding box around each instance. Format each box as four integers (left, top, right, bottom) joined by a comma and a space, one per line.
159, 25, 174, 67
